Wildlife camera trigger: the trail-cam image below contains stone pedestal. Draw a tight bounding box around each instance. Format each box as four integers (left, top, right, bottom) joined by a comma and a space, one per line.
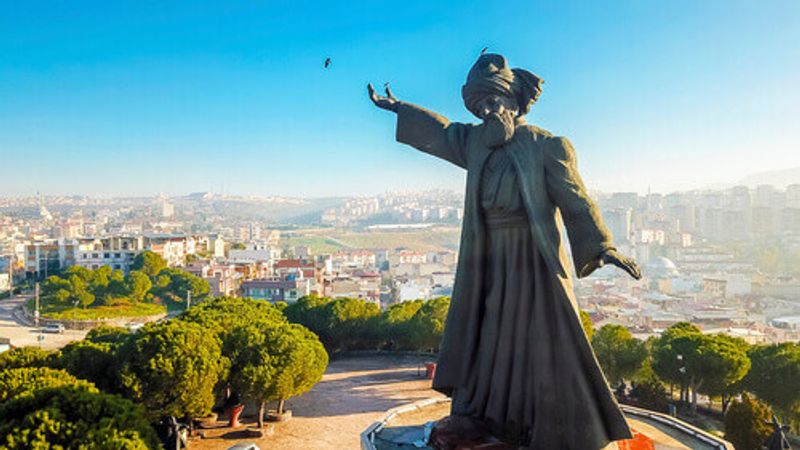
429, 416, 516, 450
363, 398, 734, 450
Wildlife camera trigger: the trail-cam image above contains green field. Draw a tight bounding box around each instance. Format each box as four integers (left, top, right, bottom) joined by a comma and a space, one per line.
33, 301, 166, 321
283, 236, 347, 254
284, 227, 461, 253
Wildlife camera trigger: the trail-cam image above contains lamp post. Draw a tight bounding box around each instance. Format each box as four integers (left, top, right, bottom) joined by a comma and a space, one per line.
34, 282, 40, 327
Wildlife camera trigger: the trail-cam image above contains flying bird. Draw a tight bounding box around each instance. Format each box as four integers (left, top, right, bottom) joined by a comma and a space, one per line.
324, 57, 331, 69
481, 46, 488, 55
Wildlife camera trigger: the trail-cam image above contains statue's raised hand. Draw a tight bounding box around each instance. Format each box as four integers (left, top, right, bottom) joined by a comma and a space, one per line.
600, 249, 642, 280
368, 83, 399, 112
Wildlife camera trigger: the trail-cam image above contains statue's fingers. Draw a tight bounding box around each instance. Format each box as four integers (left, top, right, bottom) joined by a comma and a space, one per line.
385, 86, 397, 100
367, 83, 378, 101
627, 262, 641, 279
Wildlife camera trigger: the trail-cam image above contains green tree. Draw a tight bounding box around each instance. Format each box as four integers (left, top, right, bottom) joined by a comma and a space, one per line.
591, 325, 648, 386
154, 269, 211, 302
0, 386, 158, 449
284, 296, 381, 353
86, 325, 131, 346
63, 265, 93, 282
724, 393, 773, 450
124, 270, 152, 302
227, 323, 328, 427
117, 320, 226, 420
408, 297, 450, 351
652, 322, 702, 402
697, 333, 751, 411
283, 295, 333, 337
653, 324, 749, 411
742, 343, 800, 428
130, 251, 167, 277
178, 296, 286, 336
381, 300, 424, 350
0, 367, 95, 403
42, 275, 72, 303
57, 340, 119, 392
0, 346, 56, 371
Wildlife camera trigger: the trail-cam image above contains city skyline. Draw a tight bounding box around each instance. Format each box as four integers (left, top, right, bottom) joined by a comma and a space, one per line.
1, 1, 799, 197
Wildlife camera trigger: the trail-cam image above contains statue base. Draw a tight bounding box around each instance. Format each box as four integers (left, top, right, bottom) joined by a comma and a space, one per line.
429, 416, 516, 450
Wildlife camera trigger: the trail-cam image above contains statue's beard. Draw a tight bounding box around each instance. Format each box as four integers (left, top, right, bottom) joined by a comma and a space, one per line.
481, 111, 517, 148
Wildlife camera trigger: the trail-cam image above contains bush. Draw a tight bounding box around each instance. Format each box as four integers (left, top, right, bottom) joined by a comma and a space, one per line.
0, 385, 158, 449
56, 340, 119, 391
0, 346, 56, 371
86, 325, 132, 346
724, 393, 773, 450
629, 376, 669, 413
0, 367, 95, 403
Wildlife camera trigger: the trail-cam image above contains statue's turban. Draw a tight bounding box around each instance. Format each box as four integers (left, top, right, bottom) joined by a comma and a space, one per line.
461, 53, 543, 118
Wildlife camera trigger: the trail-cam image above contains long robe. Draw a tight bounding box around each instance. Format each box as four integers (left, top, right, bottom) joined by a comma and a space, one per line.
394, 102, 632, 449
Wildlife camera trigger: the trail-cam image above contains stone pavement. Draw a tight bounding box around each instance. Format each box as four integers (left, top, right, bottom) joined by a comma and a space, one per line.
190, 354, 443, 450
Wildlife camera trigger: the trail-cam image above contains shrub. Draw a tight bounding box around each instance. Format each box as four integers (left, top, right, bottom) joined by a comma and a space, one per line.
0, 346, 56, 371
724, 393, 773, 450
629, 376, 670, 413
0, 385, 158, 449
0, 367, 95, 403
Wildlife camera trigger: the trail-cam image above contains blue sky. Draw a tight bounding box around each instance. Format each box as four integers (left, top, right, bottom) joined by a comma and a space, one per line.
0, 0, 798, 197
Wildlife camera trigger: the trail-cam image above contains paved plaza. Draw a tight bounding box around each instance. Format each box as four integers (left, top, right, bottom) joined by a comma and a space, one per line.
191, 354, 444, 450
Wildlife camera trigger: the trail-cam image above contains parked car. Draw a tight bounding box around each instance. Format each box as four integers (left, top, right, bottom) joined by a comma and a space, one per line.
42, 323, 65, 334
227, 444, 260, 450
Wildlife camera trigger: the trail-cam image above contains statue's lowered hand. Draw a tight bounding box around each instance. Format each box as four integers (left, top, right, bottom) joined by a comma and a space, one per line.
600, 249, 642, 280
368, 83, 399, 112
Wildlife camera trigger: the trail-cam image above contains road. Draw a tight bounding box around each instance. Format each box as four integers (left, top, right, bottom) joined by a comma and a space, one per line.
0, 296, 87, 350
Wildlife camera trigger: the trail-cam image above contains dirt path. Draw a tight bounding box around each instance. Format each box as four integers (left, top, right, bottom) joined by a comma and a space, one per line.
190, 354, 443, 450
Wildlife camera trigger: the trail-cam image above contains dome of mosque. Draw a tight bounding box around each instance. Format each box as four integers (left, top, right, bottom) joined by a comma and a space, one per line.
645, 256, 679, 278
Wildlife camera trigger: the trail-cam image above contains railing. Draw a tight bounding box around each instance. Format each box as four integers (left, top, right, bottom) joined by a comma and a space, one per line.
619, 404, 734, 450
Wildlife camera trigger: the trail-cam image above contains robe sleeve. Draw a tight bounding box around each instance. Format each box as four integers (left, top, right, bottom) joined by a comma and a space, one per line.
395, 102, 471, 169
544, 136, 614, 278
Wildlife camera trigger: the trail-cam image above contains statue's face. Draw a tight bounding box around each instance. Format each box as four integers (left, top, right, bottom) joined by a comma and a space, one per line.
478, 93, 519, 148
475, 94, 518, 120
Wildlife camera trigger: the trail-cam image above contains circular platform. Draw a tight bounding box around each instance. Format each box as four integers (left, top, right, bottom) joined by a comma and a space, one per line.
361, 398, 734, 450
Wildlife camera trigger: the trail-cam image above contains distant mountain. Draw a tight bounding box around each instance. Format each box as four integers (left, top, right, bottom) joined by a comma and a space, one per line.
735, 167, 800, 189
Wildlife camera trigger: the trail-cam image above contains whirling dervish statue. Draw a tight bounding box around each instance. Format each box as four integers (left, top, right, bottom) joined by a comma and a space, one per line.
369, 53, 641, 449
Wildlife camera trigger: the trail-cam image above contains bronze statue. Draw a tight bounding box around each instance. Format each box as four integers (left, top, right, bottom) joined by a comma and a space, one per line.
369, 53, 641, 449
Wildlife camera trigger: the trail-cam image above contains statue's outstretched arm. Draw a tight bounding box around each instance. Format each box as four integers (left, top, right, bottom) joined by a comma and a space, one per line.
544, 136, 641, 279
368, 84, 470, 169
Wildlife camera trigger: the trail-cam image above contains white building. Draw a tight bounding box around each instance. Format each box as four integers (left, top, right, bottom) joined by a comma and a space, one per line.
0, 273, 9, 292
